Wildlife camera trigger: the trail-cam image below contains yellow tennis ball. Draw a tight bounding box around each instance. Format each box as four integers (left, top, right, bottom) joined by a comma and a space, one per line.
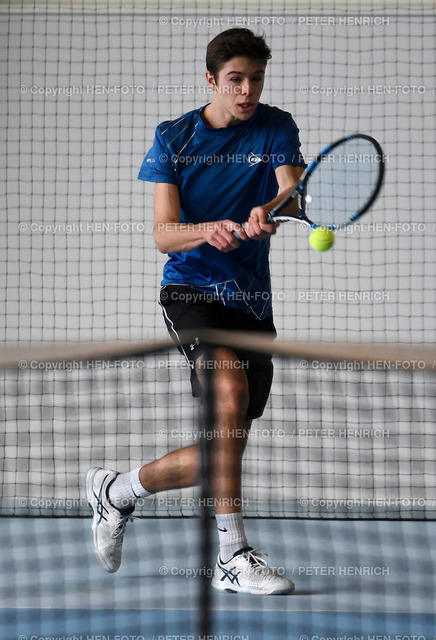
309, 227, 335, 252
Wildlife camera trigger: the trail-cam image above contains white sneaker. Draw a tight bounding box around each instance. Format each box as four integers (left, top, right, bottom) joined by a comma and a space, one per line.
212, 547, 295, 595
84, 467, 135, 573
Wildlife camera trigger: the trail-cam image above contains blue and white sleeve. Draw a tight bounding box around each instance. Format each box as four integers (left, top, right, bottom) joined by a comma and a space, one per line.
138, 127, 178, 184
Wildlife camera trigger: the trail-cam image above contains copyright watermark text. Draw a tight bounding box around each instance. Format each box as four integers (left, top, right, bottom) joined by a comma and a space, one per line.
159, 427, 285, 440
18, 222, 149, 235
19, 84, 147, 97
298, 497, 434, 510
159, 15, 285, 28
18, 359, 147, 371
299, 84, 431, 96
299, 359, 429, 371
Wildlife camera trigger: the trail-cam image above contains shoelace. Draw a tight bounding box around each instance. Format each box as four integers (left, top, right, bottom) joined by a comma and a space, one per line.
111, 514, 137, 539
241, 549, 271, 574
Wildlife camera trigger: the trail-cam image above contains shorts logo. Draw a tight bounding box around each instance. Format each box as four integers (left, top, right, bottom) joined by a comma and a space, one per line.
190, 337, 200, 350
247, 152, 262, 166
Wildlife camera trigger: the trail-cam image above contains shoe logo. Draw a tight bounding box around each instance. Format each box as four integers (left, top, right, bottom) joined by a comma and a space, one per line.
219, 564, 241, 586
217, 527, 228, 532
94, 475, 109, 525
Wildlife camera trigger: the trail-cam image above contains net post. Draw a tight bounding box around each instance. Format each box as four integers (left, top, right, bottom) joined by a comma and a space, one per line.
198, 342, 214, 636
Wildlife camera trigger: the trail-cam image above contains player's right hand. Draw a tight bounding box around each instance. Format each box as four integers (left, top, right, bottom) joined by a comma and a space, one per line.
245, 206, 279, 240
204, 220, 248, 252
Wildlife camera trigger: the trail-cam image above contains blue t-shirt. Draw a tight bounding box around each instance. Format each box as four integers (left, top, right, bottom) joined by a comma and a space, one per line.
138, 103, 305, 320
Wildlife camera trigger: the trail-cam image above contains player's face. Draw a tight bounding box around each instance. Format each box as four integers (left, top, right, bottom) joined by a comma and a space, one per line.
208, 57, 266, 124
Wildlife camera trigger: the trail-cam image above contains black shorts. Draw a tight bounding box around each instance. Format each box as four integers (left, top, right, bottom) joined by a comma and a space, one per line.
160, 284, 276, 420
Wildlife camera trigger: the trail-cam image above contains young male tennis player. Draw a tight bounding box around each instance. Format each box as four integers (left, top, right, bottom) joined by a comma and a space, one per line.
86, 28, 305, 595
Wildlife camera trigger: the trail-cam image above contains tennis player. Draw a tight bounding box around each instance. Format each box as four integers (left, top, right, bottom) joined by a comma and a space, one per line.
86, 28, 305, 595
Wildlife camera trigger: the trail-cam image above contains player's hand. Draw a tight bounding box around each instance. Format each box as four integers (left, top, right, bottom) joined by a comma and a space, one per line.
204, 220, 248, 252
245, 206, 279, 241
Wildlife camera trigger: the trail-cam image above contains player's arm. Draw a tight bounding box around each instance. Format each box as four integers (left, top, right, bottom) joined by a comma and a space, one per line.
245, 165, 305, 240
153, 183, 248, 254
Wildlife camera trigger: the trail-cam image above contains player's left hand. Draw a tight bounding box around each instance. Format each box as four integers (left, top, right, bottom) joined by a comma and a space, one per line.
245, 206, 279, 241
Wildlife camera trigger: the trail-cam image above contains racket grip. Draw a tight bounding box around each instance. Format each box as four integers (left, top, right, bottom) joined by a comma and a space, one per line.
232, 230, 242, 241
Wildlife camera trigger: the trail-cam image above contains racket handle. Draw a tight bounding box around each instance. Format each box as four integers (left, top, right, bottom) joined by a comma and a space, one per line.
232, 230, 242, 240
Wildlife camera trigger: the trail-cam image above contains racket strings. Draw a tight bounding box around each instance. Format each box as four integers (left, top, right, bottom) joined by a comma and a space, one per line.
306, 137, 383, 228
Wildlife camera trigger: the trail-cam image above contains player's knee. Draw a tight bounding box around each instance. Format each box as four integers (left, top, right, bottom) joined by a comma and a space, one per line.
214, 368, 249, 420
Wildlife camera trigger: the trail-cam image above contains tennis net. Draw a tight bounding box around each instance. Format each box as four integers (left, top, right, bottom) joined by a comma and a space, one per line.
1, 334, 435, 519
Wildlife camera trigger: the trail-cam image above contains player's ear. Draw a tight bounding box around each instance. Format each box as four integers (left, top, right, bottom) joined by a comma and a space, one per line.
206, 71, 217, 91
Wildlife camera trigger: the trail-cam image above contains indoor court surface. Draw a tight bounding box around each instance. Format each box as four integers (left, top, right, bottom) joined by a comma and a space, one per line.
1, 518, 435, 638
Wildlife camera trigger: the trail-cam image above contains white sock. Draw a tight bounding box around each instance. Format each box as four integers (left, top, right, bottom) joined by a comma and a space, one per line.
108, 467, 152, 511
216, 512, 249, 562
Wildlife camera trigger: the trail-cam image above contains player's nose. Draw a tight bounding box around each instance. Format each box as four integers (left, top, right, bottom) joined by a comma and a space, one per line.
240, 80, 252, 96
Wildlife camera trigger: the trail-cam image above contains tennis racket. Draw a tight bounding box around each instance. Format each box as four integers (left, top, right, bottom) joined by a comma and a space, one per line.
236, 133, 385, 235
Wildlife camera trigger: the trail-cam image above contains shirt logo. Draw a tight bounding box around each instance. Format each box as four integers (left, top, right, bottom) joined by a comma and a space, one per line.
247, 152, 262, 166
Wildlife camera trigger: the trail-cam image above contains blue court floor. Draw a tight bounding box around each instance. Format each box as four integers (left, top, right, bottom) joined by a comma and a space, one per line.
0, 518, 435, 639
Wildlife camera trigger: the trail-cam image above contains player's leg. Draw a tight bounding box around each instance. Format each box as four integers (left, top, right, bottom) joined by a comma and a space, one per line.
203, 347, 252, 561
209, 348, 295, 595
138, 445, 199, 493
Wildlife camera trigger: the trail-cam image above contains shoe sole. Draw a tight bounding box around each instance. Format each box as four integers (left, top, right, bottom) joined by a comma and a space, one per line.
84, 467, 118, 574
211, 578, 295, 596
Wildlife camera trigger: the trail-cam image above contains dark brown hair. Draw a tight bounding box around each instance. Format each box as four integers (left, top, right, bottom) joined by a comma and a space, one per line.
206, 28, 272, 78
